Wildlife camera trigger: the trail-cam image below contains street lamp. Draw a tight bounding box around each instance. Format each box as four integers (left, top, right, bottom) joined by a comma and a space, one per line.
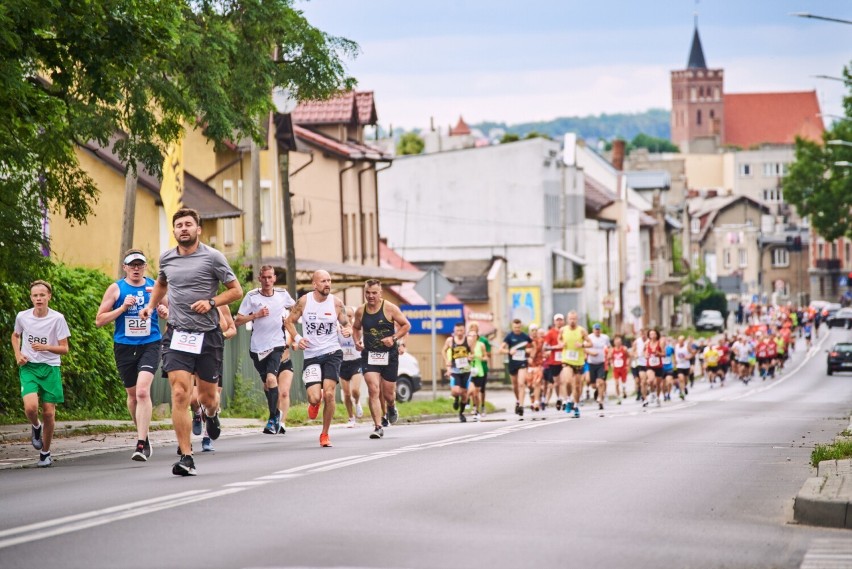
791, 12, 852, 25
812, 74, 846, 82
272, 88, 299, 299
827, 140, 852, 148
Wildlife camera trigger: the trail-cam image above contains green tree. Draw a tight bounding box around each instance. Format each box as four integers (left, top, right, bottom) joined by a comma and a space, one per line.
396, 132, 425, 155
605, 133, 679, 153
783, 65, 852, 241
678, 261, 728, 320
500, 132, 520, 144
0, 0, 357, 283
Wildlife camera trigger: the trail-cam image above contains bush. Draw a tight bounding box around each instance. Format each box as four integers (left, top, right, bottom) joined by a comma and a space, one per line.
0, 263, 126, 421
694, 290, 729, 321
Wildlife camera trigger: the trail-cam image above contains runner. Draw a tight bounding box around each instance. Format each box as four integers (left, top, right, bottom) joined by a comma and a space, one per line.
527, 327, 546, 416
352, 279, 410, 438
444, 322, 473, 422
501, 319, 532, 418
286, 270, 351, 447
585, 323, 610, 411
645, 329, 664, 407
674, 336, 692, 400
542, 314, 565, 409
661, 336, 676, 401
338, 306, 364, 428
609, 335, 629, 404
468, 322, 492, 413
560, 311, 589, 418
235, 265, 296, 435
141, 207, 243, 476
468, 329, 488, 420
632, 329, 648, 402
12, 280, 70, 467
96, 250, 166, 462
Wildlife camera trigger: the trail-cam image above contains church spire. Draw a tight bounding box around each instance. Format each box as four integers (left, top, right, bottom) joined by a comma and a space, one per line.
686, 22, 707, 69
687, 15, 707, 69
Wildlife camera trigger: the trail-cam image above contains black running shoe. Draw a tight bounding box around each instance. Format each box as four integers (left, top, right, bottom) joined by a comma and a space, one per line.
381, 415, 389, 428
192, 411, 202, 436
555, 399, 563, 411
370, 426, 384, 439
132, 441, 147, 462
204, 408, 221, 440
459, 412, 467, 423
514, 403, 521, 415
388, 405, 399, 425
518, 406, 524, 418
172, 454, 196, 476
143, 438, 152, 459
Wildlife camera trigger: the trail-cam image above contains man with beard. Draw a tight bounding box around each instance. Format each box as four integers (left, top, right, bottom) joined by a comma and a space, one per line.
142, 208, 242, 476
285, 270, 351, 447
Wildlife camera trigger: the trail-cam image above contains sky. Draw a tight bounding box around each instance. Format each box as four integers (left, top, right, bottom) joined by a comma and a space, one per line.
297, 0, 851, 131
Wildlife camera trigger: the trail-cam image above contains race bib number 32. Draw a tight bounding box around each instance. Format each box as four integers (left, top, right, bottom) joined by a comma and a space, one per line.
170, 331, 204, 354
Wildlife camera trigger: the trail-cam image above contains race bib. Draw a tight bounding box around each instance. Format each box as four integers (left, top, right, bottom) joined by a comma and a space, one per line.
613, 358, 624, 368
648, 356, 661, 367
368, 351, 389, 366
303, 363, 321, 384
343, 347, 357, 358
124, 317, 151, 338
662, 357, 672, 366
512, 350, 527, 362
257, 348, 274, 361
552, 350, 562, 361
454, 357, 469, 369
170, 331, 204, 354
565, 350, 579, 362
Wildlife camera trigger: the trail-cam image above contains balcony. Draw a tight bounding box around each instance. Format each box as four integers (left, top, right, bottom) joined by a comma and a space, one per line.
815, 258, 841, 271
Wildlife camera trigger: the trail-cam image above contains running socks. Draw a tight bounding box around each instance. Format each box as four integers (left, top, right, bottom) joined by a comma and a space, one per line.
266, 386, 279, 419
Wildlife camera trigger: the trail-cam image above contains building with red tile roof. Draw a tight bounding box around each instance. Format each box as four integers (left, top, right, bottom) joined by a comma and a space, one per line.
723, 91, 824, 148
450, 116, 471, 136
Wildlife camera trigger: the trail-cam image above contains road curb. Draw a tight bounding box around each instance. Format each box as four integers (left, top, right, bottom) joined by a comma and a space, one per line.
794, 459, 852, 529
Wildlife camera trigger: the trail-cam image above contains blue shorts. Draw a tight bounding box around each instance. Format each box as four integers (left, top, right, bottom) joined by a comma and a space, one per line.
450, 373, 471, 389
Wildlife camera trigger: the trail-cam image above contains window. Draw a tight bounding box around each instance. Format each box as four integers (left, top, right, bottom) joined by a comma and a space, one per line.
690, 87, 697, 102
846, 242, 850, 264
738, 164, 752, 177
818, 243, 824, 259
832, 242, 838, 259
697, 109, 702, 125
762, 188, 783, 203
713, 86, 721, 101
690, 217, 700, 234
222, 180, 234, 245
763, 162, 789, 177
260, 181, 272, 241
738, 248, 747, 268
772, 248, 789, 267
723, 248, 732, 269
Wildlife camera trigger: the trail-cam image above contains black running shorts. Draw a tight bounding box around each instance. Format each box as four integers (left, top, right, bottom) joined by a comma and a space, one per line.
361, 349, 398, 382
161, 328, 224, 384
114, 341, 161, 388
303, 350, 343, 385
339, 358, 363, 380
249, 347, 292, 382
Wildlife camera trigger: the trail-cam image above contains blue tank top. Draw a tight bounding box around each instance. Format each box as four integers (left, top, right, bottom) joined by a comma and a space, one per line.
112, 278, 161, 345
663, 345, 675, 372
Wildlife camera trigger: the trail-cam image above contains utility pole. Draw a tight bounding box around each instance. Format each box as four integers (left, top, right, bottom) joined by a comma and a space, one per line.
279, 149, 297, 299
250, 139, 262, 283
118, 165, 138, 278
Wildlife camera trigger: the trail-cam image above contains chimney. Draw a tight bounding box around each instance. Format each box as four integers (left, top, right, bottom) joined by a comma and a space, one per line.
611, 139, 625, 171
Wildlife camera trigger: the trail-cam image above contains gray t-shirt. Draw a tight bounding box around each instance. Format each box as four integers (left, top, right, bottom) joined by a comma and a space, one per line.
158, 243, 237, 332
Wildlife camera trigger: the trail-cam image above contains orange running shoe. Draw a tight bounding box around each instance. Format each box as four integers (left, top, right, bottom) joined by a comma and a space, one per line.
319, 433, 332, 447
308, 402, 320, 420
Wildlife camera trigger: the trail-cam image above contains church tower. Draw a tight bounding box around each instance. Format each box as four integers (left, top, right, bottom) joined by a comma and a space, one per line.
670, 22, 725, 152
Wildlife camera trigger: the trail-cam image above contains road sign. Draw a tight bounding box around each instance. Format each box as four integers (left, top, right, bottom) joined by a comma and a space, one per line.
400, 304, 465, 335
631, 305, 643, 318
602, 295, 615, 310
413, 268, 454, 304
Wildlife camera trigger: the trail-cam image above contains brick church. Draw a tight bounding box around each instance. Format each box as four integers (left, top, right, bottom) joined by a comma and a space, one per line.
670, 23, 824, 152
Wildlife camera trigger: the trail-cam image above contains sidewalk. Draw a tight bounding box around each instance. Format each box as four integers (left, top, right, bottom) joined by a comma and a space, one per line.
794, 417, 852, 529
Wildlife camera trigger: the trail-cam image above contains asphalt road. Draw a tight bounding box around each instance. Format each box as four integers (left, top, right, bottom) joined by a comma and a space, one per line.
3, 329, 852, 569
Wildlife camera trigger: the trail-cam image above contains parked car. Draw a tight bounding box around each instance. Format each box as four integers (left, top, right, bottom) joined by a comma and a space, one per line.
823, 303, 842, 320
396, 351, 422, 402
827, 342, 852, 375
827, 308, 852, 328
695, 309, 725, 332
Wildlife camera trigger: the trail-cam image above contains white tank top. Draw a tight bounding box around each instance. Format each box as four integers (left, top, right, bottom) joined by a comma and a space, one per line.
634, 337, 647, 366
339, 328, 360, 361
303, 293, 341, 359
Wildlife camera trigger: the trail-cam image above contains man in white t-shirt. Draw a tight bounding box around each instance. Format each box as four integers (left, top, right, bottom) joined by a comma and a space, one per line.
11, 280, 71, 467
235, 265, 296, 435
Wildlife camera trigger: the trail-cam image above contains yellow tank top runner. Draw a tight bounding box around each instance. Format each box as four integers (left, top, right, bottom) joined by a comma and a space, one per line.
561, 327, 585, 366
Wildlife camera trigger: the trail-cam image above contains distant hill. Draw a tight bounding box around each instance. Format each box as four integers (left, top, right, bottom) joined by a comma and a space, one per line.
473, 109, 670, 142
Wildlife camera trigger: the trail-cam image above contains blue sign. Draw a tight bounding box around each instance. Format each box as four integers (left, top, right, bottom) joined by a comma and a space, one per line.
840, 276, 849, 287
400, 304, 465, 335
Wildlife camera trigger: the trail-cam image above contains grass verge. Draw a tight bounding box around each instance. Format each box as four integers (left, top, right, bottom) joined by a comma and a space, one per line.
812, 439, 852, 467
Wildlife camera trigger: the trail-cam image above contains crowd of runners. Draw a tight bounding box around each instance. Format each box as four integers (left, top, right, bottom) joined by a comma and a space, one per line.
9, 206, 831, 474
496, 304, 824, 420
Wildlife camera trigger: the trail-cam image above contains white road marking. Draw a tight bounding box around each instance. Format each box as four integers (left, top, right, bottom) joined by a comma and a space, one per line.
274, 455, 365, 474
800, 538, 852, 568
0, 488, 245, 550
223, 481, 272, 487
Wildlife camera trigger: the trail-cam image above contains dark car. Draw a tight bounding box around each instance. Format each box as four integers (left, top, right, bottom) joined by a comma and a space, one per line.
828, 308, 852, 328
827, 342, 852, 375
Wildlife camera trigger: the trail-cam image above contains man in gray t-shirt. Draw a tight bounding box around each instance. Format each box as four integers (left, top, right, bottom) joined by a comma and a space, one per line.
142, 207, 242, 477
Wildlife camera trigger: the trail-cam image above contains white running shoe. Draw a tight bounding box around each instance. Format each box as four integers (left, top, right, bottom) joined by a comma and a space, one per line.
355, 403, 363, 418
347, 417, 356, 428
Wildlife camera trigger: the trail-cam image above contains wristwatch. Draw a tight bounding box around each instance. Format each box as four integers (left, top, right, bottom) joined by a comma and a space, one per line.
208, 298, 216, 308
